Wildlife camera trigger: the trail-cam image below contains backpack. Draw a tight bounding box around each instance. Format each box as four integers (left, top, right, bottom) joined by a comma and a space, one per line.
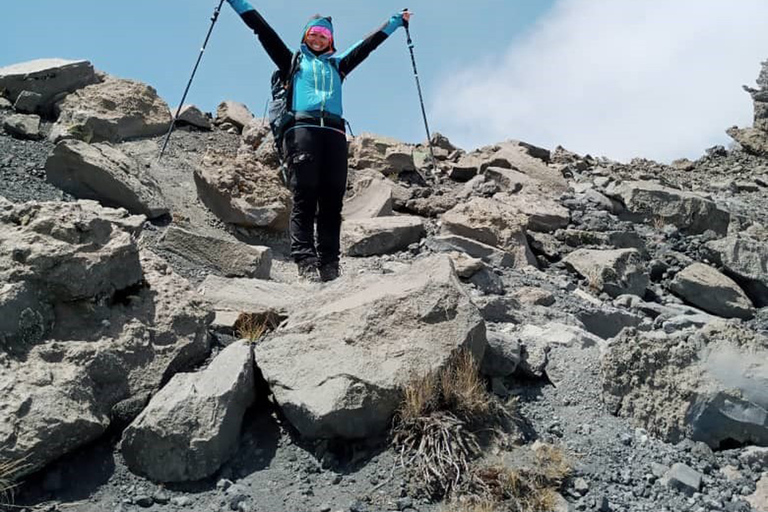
269, 51, 302, 186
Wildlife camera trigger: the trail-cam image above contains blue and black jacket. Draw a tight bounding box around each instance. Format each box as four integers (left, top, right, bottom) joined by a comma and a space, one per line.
226, 0, 405, 127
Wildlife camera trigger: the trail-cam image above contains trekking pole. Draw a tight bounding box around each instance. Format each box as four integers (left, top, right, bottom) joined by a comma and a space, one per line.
402, 10, 438, 172
158, 0, 226, 162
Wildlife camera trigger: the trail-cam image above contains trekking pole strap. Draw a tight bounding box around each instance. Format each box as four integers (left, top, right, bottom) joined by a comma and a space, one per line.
158, 0, 226, 162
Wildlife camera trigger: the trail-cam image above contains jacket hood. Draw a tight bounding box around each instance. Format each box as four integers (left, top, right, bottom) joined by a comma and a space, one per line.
302, 15, 336, 53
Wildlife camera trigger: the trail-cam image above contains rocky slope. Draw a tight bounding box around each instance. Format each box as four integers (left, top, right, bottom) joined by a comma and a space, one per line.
0, 58, 767, 512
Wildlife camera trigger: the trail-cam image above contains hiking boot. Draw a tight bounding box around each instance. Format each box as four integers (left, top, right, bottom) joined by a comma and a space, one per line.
297, 258, 320, 282
318, 262, 340, 282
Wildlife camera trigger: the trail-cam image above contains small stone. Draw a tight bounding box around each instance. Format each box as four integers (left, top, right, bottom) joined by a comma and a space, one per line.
395, 497, 413, 510
573, 477, 590, 496
217, 478, 233, 491
331, 474, 342, 484
134, 495, 154, 508
153, 491, 171, 504
665, 463, 703, 496
171, 496, 192, 507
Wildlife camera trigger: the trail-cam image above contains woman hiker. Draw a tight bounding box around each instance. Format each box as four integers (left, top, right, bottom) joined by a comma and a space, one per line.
225, 0, 412, 282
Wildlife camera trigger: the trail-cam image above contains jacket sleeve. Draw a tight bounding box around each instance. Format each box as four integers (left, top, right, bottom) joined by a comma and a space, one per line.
226, 0, 293, 75
336, 13, 405, 78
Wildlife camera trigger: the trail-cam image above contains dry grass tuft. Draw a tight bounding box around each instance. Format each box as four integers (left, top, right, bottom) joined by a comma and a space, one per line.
0, 456, 28, 507
393, 349, 514, 499
456, 448, 572, 512
235, 310, 282, 343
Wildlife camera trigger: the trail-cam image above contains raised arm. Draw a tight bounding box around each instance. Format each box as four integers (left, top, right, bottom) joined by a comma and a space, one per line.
226, 0, 293, 75
336, 12, 406, 78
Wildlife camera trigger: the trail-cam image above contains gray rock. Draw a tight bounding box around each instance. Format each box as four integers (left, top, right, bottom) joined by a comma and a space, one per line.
605, 180, 730, 235
468, 267, 505, 295
0, 97, 12, 109
342, 172, 393, 220
13, 91, 44, 114
2, 113, 42, 140
175, 104, 212, 130
441, 196, 537, 269
0, 240, 212, 478
473, 295, 521, 323
484, 166, 535, 193
577, 303, 644, 339
253, 255, 486, 439
45, 139, 169, 218
602, 322, 768, 449
342, 216, 425, 257
727, 126, 768, 157
158, 226, 271, 278
214, 101, 254, 131
494, 192, 570, 233
563, 248, 649, 298
704, 235, 768, 307
0, 59, 98, 114
664, 463, 702, 495
348, 133, 416, 176
426, 234, 517, 268
477, 140, 565, 195
199, 274, 299, 319
518, 323, 602, 377
481, 330, 522, 377
556, 229, 647, 253
122, 341, 255, 482
447, 252, 485, 278
49, 76, 171, 143
512, 287, 555, 306
745, 473, 768, 512
670, 263, 754, 319
448, 155, 481, 182
193, 151, 291, 231
739, 446, 768, 467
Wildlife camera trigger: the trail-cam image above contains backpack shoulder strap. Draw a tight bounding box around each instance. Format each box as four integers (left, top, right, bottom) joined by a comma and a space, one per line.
284, 51, 302, 85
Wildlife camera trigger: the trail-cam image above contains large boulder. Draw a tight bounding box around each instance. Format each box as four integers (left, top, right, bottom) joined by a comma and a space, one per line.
174, 104, 212, 130
704, 235, 768, 307
253, 255, 486, 439
602, 323, 768, 448
494, 192, 570, 233
2, 113, 42, 140
563, 248, 649, 298
727, 127, 768, 158
0, 200, 213, 477
473, 140, 565, 196
348, 133, 416, 176
45, 139, 169, 218
193, 150, 291, 231
426, 234, 517, 268
199, 275, 300, 323
214, 101, 254, 131
441, 197, 537, 269
670, 263, 754, 319
157, 226, 271, 279
49, 76, 172, 143
122, 341, 255, 482
342, 172, 394, 220
604, 180, 730, 235
342, 216, 425, 256
0, 200, 143, 337
0, 59, 98, 115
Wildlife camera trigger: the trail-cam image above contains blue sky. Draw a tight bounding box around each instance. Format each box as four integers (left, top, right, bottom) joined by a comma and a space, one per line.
3, 1, 768, 162
1, 1, 554, 148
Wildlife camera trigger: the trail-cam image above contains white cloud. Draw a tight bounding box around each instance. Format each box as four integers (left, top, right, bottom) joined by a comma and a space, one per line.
433, 0, 768, 162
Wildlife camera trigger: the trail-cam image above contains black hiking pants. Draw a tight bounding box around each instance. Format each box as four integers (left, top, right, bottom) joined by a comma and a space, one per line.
282, 125, 348, 266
